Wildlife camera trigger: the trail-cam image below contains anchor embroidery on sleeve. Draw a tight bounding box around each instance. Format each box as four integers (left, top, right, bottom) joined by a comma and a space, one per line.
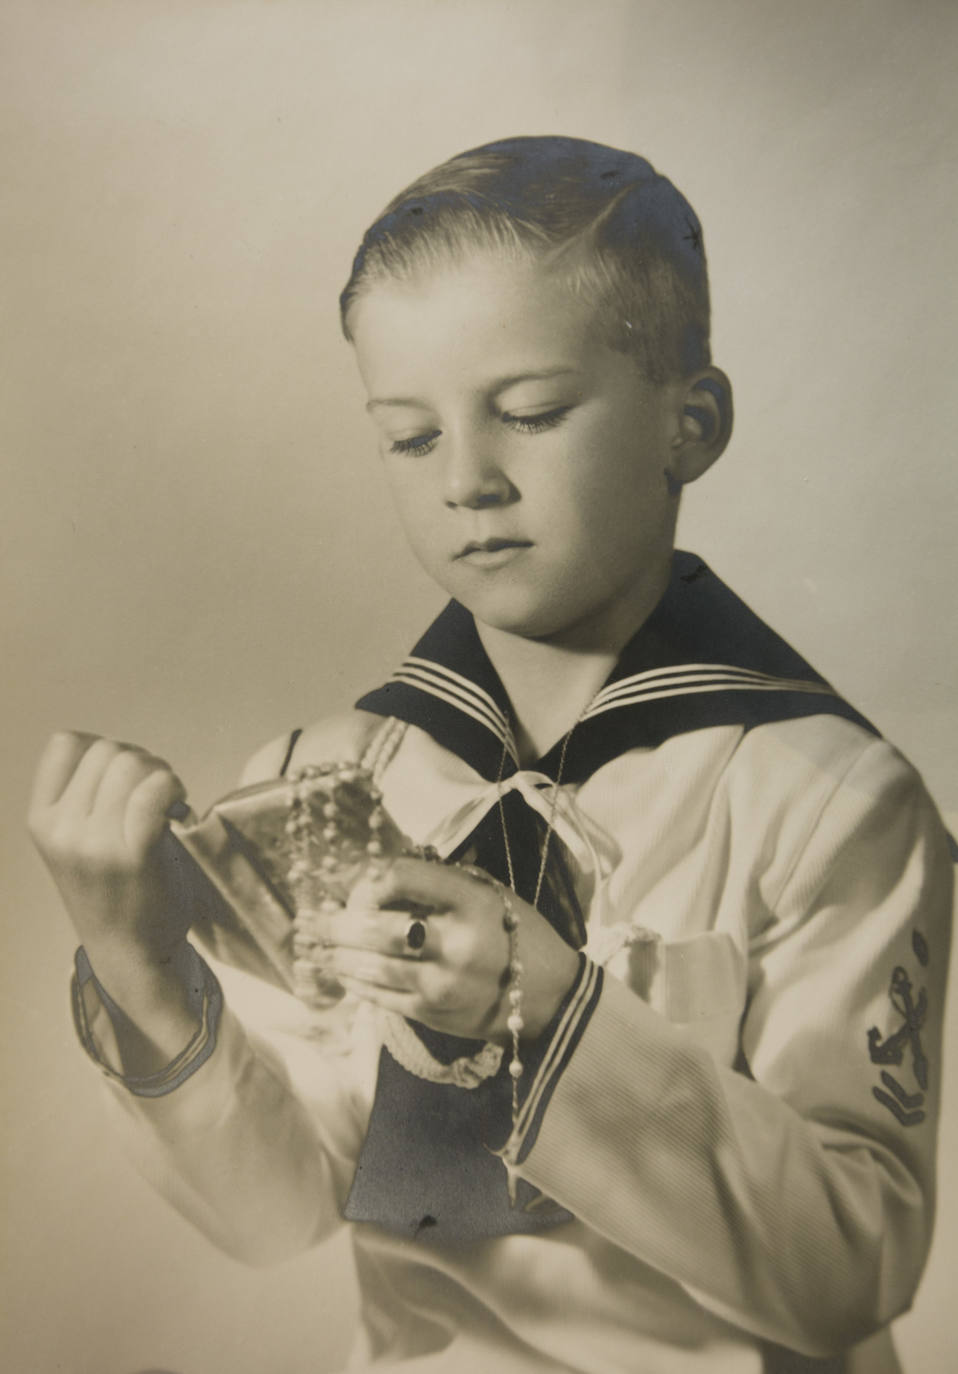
868, 941, 930, 1127
872, 1071, 926, 1127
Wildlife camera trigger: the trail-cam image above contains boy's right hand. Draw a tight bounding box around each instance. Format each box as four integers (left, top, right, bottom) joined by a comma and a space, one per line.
27, 731, 194, 999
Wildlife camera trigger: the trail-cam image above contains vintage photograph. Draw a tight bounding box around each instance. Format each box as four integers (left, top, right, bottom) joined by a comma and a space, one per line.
3, 3, 956, 1372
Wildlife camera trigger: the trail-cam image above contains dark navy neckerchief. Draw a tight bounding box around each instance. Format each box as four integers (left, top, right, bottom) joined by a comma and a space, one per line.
343, 552, 878, 1245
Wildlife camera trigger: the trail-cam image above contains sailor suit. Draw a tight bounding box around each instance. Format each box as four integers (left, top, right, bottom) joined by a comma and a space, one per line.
75, 553, 954, 1373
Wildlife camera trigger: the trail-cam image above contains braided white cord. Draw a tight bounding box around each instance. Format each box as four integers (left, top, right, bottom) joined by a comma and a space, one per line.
379, 1010, 503, 1088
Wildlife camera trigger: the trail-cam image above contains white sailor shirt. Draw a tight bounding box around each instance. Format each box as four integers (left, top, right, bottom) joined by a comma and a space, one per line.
74, 553, 954, 1374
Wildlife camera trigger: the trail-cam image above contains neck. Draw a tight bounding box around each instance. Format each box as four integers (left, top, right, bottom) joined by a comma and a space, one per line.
477, 558, 673, 764
479, 632, 617, 764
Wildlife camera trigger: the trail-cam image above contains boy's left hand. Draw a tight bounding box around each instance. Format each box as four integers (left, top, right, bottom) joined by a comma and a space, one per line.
307, 857, 580, 1043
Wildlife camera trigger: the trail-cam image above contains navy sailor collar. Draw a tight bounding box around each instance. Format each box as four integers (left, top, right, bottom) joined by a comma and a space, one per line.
355, 551, 877, 784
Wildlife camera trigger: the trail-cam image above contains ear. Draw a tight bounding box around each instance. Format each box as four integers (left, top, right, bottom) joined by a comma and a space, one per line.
665, 367, 733, 490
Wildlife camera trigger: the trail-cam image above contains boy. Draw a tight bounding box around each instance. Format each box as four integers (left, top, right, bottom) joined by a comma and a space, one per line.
28, 137, 953, 1373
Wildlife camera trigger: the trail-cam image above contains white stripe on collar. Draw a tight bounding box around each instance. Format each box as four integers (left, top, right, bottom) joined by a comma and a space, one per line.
583, 665, 836, 721
392, 658, 518, 760
390, 658, 836, 753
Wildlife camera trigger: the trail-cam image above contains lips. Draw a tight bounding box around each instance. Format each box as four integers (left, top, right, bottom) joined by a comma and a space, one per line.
459, 538, 530, 555
454, 537, 533, 569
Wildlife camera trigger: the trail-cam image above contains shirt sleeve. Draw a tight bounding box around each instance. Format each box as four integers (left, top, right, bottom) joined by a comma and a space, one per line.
78, 958, 380, 1265
72, 943, 223, 1096
497, 735, 953, 1358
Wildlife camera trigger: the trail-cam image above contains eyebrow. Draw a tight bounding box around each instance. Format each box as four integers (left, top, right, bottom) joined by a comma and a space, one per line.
365, 367, 583, 413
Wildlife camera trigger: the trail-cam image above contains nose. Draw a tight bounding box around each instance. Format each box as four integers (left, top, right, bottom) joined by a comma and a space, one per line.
442, 433, 513, 510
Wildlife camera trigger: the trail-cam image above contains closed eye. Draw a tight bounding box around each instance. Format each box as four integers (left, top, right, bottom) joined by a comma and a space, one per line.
388, 406, 570, 454
501, 406, 571, 435
389, 430, 441, 456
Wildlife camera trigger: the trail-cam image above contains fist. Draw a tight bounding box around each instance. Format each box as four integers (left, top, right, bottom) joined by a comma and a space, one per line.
27, 731, 193, 971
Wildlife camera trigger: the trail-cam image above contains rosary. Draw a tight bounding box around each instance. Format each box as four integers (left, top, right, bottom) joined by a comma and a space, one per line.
280, 731, 576, 1204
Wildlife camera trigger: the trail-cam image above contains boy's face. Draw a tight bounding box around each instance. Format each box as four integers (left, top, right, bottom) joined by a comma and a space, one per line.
350, 254, 682, 648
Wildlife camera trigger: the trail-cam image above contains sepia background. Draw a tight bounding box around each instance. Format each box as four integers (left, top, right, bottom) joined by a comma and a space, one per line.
2, 1, 956, 1370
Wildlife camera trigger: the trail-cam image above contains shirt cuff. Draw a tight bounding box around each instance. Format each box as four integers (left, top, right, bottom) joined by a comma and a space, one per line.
71, 945, 223, 1098
494, 952, 604, 1171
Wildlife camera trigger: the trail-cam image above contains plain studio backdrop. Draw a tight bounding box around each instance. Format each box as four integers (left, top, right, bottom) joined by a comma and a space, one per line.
2, 2, 956, 1371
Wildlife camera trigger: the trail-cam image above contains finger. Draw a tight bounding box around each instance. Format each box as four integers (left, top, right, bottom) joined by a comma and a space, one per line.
123, 767, 188, 855
327, 947, 421, 994
310, 906, 435, 958
28, 731, 100, 812
93, 749, 180, 826
58, 736, 128, 816
335, 973, 414, 1018
353, 855, 494, 913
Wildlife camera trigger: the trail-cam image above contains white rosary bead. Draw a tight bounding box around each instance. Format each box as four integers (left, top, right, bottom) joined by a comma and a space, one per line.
506, 1011, 524, 1035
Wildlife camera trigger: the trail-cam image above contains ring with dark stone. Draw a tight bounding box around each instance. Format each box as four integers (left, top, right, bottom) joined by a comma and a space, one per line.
404, 918, 428, 954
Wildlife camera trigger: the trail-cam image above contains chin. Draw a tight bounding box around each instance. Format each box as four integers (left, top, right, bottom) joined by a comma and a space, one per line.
466, 594, 575, 641
442, 567, 603, 641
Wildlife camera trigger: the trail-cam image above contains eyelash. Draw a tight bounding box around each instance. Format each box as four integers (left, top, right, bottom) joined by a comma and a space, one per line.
388, 407, 571, 457
503, 406, 571, 435
389, 432, 441, 456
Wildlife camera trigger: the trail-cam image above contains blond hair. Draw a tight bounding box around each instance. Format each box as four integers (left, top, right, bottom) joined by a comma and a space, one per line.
340, 136, 710, 383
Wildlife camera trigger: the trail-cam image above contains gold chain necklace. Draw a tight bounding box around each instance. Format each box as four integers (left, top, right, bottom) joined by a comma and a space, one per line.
494, 723, 576, 906
493, 719, 577, 1171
